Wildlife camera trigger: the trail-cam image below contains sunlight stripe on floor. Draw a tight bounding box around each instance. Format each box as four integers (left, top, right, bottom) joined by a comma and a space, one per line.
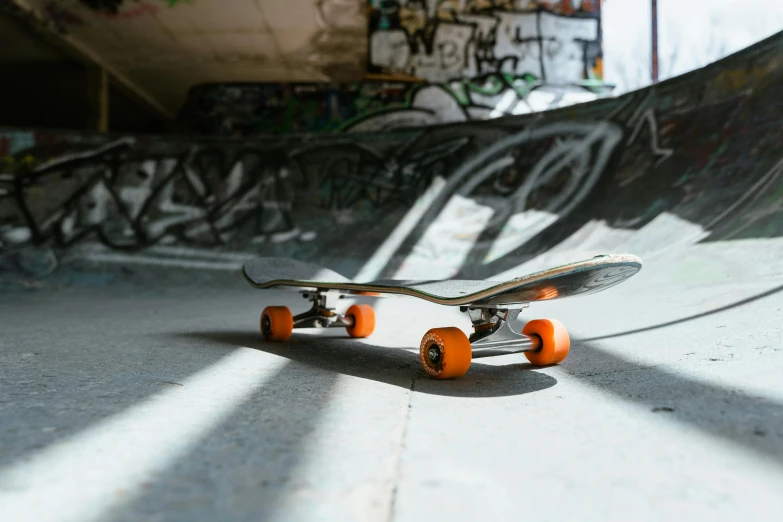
0, 348, 288, 522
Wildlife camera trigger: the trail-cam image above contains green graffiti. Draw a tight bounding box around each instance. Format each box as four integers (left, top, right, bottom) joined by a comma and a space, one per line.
503, 73, 539, 98
184, 71, 603, 135
466, 75, 506, 96
160, 0, 193, 7
443, 73, 540, 107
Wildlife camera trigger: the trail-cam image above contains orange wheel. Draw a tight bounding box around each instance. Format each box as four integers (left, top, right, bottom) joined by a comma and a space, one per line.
419, 327, 472, 379
522, 318, 570, 366
260, 306, 294, 341
345, 304, 375, 338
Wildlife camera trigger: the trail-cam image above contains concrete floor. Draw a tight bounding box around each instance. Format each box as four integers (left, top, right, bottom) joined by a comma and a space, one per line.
1, 239, 783, 521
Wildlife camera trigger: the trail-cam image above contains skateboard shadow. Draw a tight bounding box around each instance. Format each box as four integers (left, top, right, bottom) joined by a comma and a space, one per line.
175, 330, 557, 398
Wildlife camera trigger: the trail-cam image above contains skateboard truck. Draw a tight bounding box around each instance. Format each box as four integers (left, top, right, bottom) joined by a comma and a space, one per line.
461, 305, 541, 354
260, 290, 375, 342
293, 290, 354, 329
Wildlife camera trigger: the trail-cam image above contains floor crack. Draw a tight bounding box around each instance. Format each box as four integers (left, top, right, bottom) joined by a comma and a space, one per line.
387, 375, 416, 522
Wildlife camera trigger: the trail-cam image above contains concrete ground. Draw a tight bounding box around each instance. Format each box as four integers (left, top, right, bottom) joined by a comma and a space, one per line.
1, 239, 783, 521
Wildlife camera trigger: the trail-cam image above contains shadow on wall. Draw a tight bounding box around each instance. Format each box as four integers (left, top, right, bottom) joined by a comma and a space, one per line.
2, 31, 783, 281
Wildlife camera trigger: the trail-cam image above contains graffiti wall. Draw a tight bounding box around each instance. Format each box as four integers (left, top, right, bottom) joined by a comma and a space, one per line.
179, 75, 605, 135
367, 0, 603, 83
3, 31, 783, 281
177, 1, 607, 136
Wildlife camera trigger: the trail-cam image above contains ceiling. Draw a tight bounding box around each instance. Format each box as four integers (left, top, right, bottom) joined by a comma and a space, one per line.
9, 0, 368, 119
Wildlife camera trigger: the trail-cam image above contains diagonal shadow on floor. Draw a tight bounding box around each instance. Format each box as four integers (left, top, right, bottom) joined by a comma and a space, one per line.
106, 361, 344, 522
581, 282, 783, 342
564, 339, 783, 466
173, 330, 557, 398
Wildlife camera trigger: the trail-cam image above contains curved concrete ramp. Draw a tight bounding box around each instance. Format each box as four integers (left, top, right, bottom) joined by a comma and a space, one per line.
3, 33, 783, 284
351, 31, 783, 282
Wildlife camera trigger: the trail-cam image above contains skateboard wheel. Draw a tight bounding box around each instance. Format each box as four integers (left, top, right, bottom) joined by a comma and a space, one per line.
522, 318, 570, 366
345, 304, 375, 338
419, 327, 472, 379
261, 306, 294, 342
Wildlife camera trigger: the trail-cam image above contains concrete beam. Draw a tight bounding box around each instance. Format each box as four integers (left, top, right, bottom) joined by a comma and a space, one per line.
7, 0, 175, 121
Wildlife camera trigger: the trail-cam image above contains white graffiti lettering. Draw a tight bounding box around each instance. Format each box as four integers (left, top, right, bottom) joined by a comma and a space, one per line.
370, 6, 601, 84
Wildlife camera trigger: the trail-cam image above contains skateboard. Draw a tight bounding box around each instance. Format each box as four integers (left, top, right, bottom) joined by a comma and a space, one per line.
243, 254, 642, 379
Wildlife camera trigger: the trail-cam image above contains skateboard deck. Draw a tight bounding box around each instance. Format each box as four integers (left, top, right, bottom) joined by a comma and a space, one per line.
243, 253, 642, 380
242, 253, 642, 307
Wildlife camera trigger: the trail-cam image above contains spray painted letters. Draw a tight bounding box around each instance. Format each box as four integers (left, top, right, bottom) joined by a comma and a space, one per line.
368, 2, 602, 83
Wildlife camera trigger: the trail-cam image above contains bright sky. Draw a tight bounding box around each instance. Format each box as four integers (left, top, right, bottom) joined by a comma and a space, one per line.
602, 0, 783, 93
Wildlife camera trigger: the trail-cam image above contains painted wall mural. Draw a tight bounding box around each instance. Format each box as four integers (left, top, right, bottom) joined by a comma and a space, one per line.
3, 32, 783, 281
179, 74, 605, 136
178, 0, 608, 136
367, 0, 603, 83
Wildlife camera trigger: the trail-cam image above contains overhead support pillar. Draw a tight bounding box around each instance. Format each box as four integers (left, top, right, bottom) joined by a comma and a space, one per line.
651, 0, 659, 83
87, 66, 109, 132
